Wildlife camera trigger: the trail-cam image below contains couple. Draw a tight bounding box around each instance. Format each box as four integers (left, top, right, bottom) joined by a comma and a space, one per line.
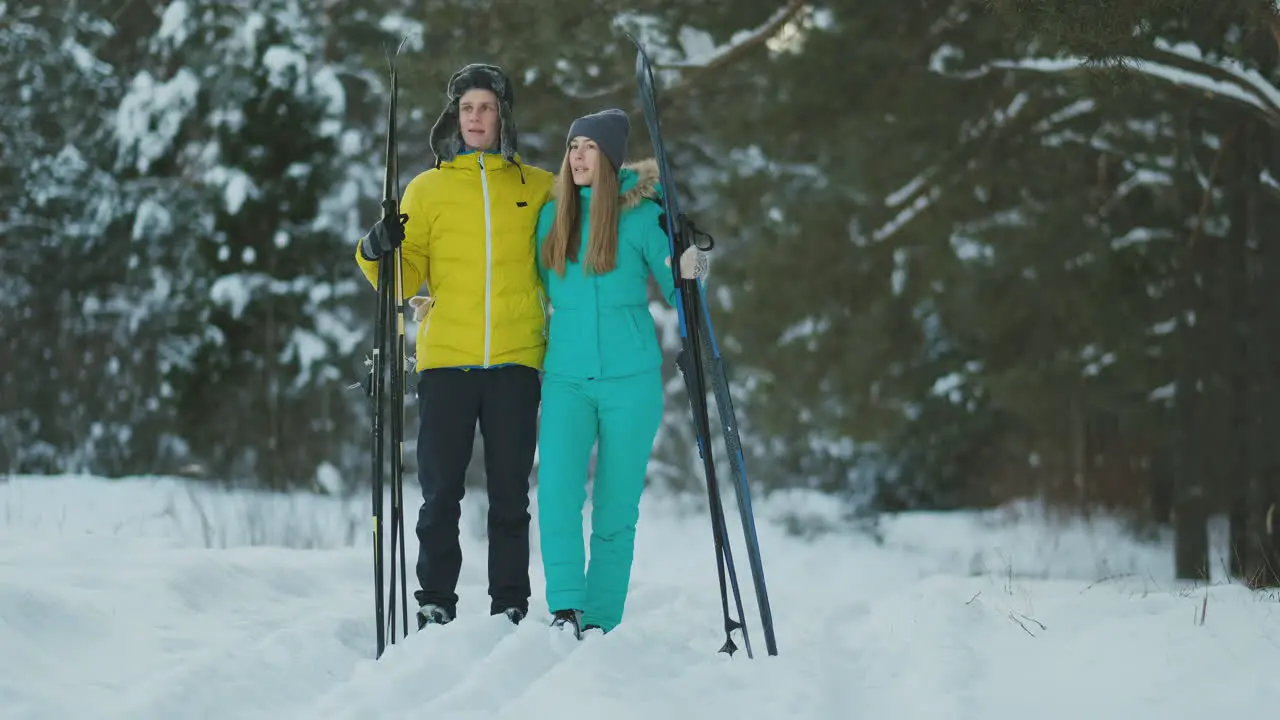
353, 63, 707, 639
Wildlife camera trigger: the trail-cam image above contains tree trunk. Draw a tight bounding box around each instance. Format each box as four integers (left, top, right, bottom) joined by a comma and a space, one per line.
1070, 392, 1088, 515
1224, 122, 1252, 579
1172, 366, 1209, 581
1243, 125, 1280, 587
1173, 181, 1209, 581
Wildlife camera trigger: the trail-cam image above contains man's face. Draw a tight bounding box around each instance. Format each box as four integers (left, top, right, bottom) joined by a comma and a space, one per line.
458, 88, 500, 152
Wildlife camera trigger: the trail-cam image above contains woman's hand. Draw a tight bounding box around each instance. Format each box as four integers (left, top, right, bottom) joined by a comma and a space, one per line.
678, 246, 709, 280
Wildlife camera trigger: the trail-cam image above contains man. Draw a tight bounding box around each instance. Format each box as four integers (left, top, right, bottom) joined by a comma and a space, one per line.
355, 63, 555, 629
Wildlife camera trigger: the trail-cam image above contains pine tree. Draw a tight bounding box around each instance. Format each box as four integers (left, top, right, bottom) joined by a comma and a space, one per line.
0, 1, 199, 475
130, 0, 394, 490
988, 0, 1280, 587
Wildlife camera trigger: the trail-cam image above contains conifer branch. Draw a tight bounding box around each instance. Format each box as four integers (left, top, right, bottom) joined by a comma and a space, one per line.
954, 51, 1280, 129
874, 90, 1066, 243
569, 1, 808, 101
652, 0, 809, 75
1187, 123, 1241, 251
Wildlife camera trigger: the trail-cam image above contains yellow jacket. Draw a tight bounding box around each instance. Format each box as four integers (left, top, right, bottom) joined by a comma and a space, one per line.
355, 151, 555, 371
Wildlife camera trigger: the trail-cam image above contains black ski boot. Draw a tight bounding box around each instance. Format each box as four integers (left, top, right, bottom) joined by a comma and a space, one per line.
498, 607, 526, 625
416, 603, 453, 630
549, 609, 583, 639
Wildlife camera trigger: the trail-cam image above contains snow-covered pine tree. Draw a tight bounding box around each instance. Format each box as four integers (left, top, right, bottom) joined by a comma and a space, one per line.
0, 0, 206, 475
124, 0, 396, 490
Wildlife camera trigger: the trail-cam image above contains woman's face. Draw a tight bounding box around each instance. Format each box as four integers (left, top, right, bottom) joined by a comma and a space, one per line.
568, 136, 599, 186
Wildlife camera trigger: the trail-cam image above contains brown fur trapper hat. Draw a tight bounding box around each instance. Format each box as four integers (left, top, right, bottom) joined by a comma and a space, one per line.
428, 63, 518, 165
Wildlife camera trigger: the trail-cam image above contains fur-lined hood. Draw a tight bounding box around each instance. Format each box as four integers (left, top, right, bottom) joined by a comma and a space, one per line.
552, 157, 661, 209
429, 64, 519, 166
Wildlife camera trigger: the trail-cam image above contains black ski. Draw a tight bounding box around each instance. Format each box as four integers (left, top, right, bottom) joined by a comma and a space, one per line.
628, 35, 779, 658
366, 36, 412, 660
693, 293, 778, 657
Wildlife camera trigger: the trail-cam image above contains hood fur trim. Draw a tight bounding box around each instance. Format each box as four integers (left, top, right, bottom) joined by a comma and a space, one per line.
619, 158, 660, 209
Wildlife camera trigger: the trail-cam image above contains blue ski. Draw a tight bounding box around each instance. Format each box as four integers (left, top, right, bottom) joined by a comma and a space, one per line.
628, 34, 779, 658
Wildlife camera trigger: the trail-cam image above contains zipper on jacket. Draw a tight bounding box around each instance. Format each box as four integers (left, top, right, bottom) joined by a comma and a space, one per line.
537, 288, 548, 338
479, 152, 493, 366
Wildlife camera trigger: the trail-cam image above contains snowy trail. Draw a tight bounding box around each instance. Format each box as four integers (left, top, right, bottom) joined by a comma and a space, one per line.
0, 536, 369, 719
2, 476, 1278, 718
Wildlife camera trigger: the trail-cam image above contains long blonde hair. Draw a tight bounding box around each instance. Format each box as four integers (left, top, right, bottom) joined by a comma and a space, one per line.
541, 151, 620, 277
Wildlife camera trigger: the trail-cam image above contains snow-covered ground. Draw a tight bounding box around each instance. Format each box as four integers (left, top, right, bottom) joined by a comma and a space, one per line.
1, 474, 1274, 719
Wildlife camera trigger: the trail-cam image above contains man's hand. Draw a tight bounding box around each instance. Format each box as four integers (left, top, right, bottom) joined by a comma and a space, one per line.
360, 212, 408, 260
409, 295, 433, 323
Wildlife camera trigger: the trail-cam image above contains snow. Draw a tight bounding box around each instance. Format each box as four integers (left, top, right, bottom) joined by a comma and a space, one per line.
777, 315, 830, 347
1035, 98, 1096, 133
997, 55, 1270, 113
2, 474, 1276, 719
61, 37, 110, 77
1080, 344, 1117, 376
931, 371, 966, 402
1112, 226, 1172, 251
311, 305, 372, 357
262, 45, 308, 88
114, 68, 201, 174
1150, 382, 1176, 403
1113, 168, 1174, 201
283, 328, 329, 385
155, 1, 192, 46
874, 184, 937, 243
663, 2, 809, 67
377, 14, 424, 53
209, 274, 253, 318
612, 1, 812, 82
610, 13, 682, 65
203, 166, 256, 215
130, 197, 175, 242
885, 168, 935, 208
1262, 167, 1280, 192
892, 246, 908, 294
950, 233, 994, 262
1150, 38, 1280, 115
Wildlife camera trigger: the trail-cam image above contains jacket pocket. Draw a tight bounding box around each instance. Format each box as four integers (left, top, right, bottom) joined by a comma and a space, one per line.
626, 308, 647, 349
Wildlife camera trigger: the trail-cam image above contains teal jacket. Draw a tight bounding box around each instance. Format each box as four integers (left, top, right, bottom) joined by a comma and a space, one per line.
534, 158, 678, 380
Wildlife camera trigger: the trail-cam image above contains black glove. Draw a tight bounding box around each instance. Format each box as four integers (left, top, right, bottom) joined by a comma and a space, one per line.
658, 211, 714, 251
359, 213, 408, 260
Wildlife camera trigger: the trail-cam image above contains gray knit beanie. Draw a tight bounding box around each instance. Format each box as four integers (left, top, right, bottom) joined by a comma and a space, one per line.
566, 108, 630, 171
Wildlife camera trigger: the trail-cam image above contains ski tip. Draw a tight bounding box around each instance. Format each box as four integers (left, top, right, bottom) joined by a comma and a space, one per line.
623, 32, 649, 59
382, 33, 412, 75
627, 36, 657, 86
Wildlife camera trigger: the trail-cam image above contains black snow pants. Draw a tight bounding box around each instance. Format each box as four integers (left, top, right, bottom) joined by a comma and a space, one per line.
412, 365, 541, 617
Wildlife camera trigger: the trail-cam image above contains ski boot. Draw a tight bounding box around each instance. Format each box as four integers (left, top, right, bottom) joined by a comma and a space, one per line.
416, 603, 453, 630
498, 607, 526, 625
549, 608, 583, 640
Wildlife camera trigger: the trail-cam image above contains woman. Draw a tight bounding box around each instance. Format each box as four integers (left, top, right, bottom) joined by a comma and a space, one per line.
534, 108, 708, 638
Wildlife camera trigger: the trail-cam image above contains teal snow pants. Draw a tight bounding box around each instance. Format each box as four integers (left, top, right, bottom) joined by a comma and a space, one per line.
537, 369, 664, 631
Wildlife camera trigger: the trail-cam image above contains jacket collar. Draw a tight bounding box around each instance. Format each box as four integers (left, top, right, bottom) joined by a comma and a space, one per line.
573, 158, 661, 209
438, 149, 522, 171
